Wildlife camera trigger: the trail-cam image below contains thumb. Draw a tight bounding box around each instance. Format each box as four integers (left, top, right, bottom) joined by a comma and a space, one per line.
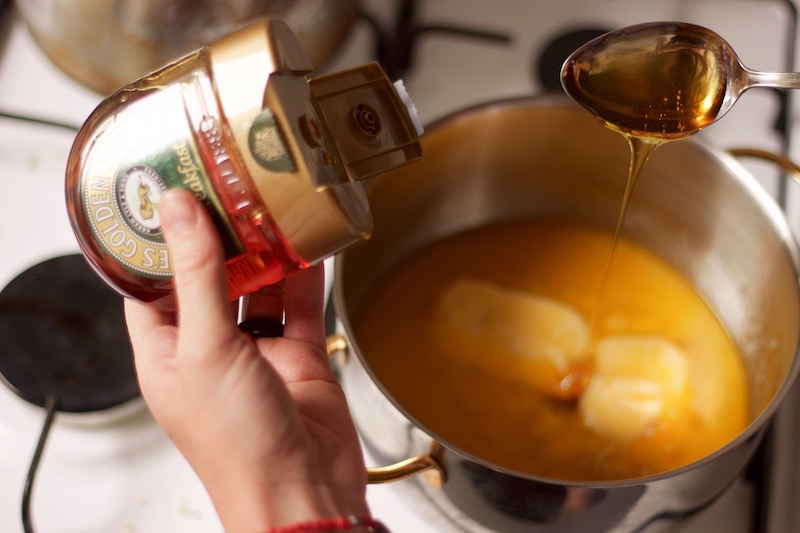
159, 189, 234, 344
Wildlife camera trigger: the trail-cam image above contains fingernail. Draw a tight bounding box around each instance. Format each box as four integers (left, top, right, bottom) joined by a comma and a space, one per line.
158, 190, 197, 235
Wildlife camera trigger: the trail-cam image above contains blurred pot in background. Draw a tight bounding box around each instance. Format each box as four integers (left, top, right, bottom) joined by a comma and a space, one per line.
14, 0, 356, 94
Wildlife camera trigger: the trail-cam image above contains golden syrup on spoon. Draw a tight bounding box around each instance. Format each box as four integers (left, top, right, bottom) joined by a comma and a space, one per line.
561, 23, 728, 327
561, 23, 728, 139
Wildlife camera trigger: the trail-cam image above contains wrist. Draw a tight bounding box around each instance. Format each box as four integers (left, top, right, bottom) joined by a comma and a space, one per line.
206, 471, 369, 533
262, 480, 370, 527
261, 514, 388, 533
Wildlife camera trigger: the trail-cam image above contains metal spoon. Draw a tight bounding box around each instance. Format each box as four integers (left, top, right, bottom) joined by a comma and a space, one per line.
560, 21, 800, 139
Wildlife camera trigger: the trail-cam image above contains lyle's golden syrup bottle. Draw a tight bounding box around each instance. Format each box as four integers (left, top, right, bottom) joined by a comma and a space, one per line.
66, 19, 423, 311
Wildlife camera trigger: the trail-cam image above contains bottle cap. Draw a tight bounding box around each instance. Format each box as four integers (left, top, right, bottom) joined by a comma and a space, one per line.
210, 19, 424, 263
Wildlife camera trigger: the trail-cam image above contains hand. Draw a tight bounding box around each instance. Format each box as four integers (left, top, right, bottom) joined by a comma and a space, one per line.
124, 189, 368, 532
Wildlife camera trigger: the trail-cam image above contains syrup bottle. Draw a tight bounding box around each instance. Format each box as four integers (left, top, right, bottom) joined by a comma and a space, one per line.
66, 19, 423, 311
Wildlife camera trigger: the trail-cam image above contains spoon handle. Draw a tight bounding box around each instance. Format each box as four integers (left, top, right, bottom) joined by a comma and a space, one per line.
746, 69, 800, 90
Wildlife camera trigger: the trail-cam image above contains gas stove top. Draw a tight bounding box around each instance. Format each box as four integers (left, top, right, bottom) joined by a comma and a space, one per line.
2, 1, 800, 532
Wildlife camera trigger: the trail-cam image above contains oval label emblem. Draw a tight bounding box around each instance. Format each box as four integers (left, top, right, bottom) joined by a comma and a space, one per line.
119, 164, 167, 237
248, 108, 296, 172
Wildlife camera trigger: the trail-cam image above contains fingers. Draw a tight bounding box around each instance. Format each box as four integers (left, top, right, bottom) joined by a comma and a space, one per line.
124, 297, 174, 358
158, 189, 238, 353
124, 297, 179, 406
156, 188, 325, 352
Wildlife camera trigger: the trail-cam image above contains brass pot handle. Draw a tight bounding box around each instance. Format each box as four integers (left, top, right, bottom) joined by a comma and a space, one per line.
326, 333, 350, 365
728, 147, 800, 182
326, 333, 448, 488
366, 442, 447, 488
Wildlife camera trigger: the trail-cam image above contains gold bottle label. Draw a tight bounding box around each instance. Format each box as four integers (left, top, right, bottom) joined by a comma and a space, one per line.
80, 83, 244, 279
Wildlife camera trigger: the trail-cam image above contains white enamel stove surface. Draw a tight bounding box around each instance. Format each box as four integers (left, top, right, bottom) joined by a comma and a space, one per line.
2, 1, 800, 532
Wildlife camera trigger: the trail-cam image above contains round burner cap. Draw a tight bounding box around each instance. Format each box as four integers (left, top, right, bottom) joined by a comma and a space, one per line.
0, 255, 139, 412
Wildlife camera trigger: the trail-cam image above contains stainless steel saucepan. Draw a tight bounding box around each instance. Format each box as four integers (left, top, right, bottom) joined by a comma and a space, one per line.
330, 96, 800, 532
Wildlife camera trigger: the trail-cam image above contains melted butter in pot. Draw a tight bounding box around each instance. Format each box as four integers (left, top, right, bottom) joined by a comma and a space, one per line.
352, 218, 749, 481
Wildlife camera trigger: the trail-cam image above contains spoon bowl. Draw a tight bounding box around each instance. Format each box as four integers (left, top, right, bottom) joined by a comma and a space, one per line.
560, 21, 800, 139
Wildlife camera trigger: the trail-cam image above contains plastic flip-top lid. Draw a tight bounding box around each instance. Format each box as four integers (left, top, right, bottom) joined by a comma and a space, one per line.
309, 62, 423, 182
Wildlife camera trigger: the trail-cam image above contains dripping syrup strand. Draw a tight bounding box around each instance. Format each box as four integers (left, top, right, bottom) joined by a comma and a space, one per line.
588, 135, 662, 338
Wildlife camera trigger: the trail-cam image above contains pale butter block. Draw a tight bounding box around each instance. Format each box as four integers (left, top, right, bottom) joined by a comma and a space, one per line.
580, 335, 691, 441
580, 376, 664, 441
430, 277, 591, 396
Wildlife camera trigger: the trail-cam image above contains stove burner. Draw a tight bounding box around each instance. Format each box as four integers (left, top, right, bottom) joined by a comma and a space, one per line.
361, 0, 512, 80
0, 254, 139, 412
535, 27, 610, 92
0, 254, 140, 533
